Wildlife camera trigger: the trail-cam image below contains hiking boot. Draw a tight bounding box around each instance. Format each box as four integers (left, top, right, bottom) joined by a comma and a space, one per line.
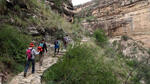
24, 73, 26, 77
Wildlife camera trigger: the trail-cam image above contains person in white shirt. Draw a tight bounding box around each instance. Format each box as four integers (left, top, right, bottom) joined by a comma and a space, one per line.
24, 43, 40, 77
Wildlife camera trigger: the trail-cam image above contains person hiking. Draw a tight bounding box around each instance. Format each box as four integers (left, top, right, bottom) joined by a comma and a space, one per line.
24, 43, 40, 77
39, 39, 47, 66
54, 38, 60, 56
63, 35, 69, 49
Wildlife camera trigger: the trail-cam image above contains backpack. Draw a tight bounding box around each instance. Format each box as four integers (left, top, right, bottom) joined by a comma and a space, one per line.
38, 46, 43, 52
26, 49, 33, 59
39, 43, 44, 48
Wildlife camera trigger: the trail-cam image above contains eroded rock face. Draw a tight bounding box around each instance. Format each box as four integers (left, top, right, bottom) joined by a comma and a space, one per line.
46, 0, 74, 22
76, 0, 150, 47
110, 36, 150, 62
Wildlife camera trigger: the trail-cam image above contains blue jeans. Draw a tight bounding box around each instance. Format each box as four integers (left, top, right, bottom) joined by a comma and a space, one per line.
24, 59, 35, 74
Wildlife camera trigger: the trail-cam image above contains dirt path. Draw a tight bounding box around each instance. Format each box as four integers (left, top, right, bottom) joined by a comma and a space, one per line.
9, 51, 65, 84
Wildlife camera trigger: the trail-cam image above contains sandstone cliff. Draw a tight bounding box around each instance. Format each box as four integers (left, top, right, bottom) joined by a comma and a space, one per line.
76, 0, 150, 47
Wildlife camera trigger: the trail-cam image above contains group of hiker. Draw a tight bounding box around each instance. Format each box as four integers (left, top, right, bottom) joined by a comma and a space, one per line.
24, 35, 69, 77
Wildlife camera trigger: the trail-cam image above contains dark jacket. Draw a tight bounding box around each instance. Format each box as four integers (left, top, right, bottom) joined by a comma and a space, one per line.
39, 43, 47, 53
43, 43, 47, 52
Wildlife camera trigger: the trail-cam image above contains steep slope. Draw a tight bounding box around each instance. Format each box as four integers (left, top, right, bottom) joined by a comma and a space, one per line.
0, 0, 75, 37
41, 30, 150, 84
0, 0, 81, 83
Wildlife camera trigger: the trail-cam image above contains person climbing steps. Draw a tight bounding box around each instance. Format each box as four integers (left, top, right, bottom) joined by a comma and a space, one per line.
10, 40, 67, 84
54, 38, 60, 56
63, 35, 69, 49
38, 39, 47, 66
24, 43, 40, 77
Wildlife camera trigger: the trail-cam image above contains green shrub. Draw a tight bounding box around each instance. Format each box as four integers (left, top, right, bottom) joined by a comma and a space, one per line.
132, 63, 150, 84
126, 60, 138, 68
93, 29, 107, 45
0, 24, 31, 73
53, 0, 68, 12
14, 5, 21, 11
42, 45, 119, 84
121, 35, 129, 41
13, 15, 27, 27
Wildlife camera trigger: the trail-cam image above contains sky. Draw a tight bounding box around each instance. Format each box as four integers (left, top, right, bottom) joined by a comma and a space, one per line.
72, 0, 92, 6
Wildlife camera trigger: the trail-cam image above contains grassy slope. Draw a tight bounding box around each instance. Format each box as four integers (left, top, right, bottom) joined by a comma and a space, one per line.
42, 29, 150, 84
0, 24, 31, 76
42, 30, 134, 84
0, 0, 82, 36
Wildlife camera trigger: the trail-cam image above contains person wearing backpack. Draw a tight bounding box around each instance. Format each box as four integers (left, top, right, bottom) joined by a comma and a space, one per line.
63, 35, 69, 49
54, 38, 60, 56
39, 39, 47, 66
24, 43, 40, 77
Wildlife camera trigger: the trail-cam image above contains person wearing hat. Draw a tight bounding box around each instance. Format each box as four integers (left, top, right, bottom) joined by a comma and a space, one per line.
24, 43, 40, 77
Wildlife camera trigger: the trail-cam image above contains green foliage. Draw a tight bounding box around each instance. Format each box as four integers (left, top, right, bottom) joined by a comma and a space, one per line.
131, 63, 150, 84
13, 15, 27, 27
14, 5, 21, 11
94, 29, 108, 45
121, 35, 129, 41
139, 64, 150, 83
53, 0, 68, 12
54, 0, 65, 7
0, 24, 31, 73
126, 60, 138, 67
14, 0, 40, 9
42, 45, 119, 84
27, 0, 39, 8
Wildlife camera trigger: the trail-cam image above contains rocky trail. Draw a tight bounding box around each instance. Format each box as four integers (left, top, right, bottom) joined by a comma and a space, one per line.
9, 50, 65, 84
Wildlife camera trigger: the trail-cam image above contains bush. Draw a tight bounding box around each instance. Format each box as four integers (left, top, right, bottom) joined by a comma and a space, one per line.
42, 45, 119, 84
131, 63, 150, 84
0, 24, 31, 73
121, 35, 129, 41
93, 29, 107, 45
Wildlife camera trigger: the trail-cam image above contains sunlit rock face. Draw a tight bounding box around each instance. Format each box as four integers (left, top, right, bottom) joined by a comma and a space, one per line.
76, 0, 150, 47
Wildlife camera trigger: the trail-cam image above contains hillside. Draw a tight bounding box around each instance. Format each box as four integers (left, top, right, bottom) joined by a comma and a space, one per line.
0, 0, 81, 83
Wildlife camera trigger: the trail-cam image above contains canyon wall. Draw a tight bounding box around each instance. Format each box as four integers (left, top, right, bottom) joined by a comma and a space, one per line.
76, 0, 150, 47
